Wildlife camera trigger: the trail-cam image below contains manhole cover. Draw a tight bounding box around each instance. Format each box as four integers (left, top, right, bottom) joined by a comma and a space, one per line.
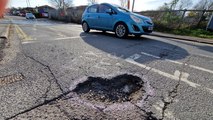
72, 74, 145, 104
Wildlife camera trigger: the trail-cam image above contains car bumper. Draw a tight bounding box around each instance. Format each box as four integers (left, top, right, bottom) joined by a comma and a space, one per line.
126, 21, 154, 35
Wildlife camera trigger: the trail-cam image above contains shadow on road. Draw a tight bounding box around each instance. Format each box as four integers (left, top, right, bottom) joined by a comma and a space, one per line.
80, 31, 189, 63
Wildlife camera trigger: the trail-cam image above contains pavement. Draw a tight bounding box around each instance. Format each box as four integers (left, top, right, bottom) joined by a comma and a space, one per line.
0, 16, 213, 120
151, 32, 213, 45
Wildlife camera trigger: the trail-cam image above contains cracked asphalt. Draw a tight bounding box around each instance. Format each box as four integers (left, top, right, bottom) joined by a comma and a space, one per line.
0, 16, 213, 120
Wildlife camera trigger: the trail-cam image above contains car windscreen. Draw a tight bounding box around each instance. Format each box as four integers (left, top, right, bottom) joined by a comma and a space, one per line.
117, 7, 129, 13
26, 13, 33, 16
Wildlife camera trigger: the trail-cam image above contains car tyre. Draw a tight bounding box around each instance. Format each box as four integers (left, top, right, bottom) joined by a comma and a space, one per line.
115, 23, 128, 38
82, 22, 90, 33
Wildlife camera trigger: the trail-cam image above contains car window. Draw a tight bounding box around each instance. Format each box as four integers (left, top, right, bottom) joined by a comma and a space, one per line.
87, 5, 98, 13
99, 5, 112, 13
117, 7, 129, 13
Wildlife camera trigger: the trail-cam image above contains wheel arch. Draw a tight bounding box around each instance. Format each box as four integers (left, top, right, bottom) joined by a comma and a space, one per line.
113, 21, 129, 32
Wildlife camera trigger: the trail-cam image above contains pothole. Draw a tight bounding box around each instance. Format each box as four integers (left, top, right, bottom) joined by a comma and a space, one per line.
159, 50, 170, 58
72, 74, 145, 104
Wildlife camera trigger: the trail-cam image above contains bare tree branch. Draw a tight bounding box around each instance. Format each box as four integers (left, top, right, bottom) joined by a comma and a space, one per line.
49, 0, 73, 9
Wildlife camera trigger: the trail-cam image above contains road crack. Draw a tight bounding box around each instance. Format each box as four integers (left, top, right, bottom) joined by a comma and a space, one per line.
5, 53, 73, 119
22, 53, 64, 93
160, 57, 192, 120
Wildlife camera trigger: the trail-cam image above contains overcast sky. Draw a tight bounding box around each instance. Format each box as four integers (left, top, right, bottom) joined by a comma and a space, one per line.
8, 0, 199, 11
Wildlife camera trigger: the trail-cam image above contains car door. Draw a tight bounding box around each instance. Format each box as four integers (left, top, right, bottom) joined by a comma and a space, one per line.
97, 5, 116, 30
86, 5, 99, 28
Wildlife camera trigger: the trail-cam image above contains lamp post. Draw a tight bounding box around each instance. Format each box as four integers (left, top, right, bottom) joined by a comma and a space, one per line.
132, 0, 135, 12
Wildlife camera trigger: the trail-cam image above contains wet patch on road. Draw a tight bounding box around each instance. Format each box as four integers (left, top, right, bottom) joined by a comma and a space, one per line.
72, 74, 145, 104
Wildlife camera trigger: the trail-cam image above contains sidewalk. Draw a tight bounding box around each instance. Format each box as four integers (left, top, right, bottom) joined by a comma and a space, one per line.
150, 32, 213, 45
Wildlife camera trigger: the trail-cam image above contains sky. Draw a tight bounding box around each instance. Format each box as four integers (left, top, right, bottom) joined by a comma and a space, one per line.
8, 0, 199, 11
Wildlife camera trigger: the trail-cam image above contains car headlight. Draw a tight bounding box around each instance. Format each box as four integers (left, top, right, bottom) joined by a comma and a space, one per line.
130, 15, 143, 23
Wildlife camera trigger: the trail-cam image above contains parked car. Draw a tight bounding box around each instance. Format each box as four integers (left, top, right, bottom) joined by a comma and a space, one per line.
19, 13, 26, 17
82, 3, 154, 38
26, 13, 36, 19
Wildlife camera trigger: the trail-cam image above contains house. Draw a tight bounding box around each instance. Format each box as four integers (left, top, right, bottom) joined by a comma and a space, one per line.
36, 5, 55, 18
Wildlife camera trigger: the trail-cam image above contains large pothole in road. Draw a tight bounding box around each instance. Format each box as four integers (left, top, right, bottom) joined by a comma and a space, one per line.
72, 74, 145, 104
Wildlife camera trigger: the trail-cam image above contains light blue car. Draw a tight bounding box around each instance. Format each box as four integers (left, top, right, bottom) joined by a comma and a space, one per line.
82, 3, 154, 38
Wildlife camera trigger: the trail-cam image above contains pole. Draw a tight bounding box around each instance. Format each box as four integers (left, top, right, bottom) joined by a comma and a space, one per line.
127, 0, 130, 10
26, 0, 29, 7
132, 0, 135, 12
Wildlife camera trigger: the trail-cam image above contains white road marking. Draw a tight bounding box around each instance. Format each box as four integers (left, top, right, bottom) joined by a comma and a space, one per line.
33, 25, 37, 31
22, 36, 85, 44
140, 51, 213, 74
127, 53, 142, 60
195, 54, 213, 59
125, 56, 213, 94
55, 36, 82, 40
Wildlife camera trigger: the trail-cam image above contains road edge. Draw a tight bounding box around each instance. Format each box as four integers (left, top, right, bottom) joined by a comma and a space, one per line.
150, 32, 213, 45
0, 24, 11, 39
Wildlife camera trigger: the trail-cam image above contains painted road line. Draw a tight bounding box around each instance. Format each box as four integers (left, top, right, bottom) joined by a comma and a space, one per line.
140, 51, 213, 74
33, 24, 37, 31
47, 27, 68, 37
21, 35, 90, 44
15, 24, 33, 41
55, 36, 82, 40
125, 56, 213, 94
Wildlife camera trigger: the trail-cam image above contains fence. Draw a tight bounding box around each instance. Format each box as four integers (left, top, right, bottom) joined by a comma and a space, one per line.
49, 6, 87, 23
49, 7, 213, 30
136, 9, 213, 30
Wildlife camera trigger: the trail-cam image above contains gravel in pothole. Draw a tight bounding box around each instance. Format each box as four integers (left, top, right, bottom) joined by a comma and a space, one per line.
72, 74, 145, 104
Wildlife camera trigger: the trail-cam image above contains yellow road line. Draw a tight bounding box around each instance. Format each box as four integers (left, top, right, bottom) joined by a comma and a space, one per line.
15, 24, 33, 41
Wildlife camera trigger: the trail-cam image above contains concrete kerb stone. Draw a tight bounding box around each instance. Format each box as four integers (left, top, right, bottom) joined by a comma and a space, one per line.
150, 32, 213, 45
0, 24, 11, 39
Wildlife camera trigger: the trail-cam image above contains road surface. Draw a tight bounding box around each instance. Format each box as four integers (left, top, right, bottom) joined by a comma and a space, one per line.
0, 16, 213, 120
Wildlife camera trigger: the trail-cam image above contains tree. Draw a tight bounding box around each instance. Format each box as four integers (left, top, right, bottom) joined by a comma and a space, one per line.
120, 0, 127, 8
169, 0, 179, 10
158, 3, 170, 10
194, 0, 213, 10
87, 0, 96, 5
49, 0, 73, 9
158, 0, 192, 10
177, 0, 192, 10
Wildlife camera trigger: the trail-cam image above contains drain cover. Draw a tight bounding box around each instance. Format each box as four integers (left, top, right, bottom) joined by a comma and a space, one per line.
73, 74, 145, 104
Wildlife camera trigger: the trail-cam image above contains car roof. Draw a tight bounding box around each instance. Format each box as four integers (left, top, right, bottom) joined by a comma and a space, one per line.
100, 3, 120, 7
89, 3, 119, 8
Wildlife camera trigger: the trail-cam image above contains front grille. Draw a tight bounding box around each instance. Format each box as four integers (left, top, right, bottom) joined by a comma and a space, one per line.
142, 26, 152, 33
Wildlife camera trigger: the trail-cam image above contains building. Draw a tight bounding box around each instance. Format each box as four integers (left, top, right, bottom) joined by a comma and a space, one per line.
36, 5, 55, 18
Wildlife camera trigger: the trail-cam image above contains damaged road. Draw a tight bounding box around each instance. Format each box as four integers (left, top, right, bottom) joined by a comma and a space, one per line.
1, 16, 213, 120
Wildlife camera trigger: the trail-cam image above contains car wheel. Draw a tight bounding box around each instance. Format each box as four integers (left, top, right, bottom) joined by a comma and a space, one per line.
82, 22, 90, 33
115, 23, 128, 38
